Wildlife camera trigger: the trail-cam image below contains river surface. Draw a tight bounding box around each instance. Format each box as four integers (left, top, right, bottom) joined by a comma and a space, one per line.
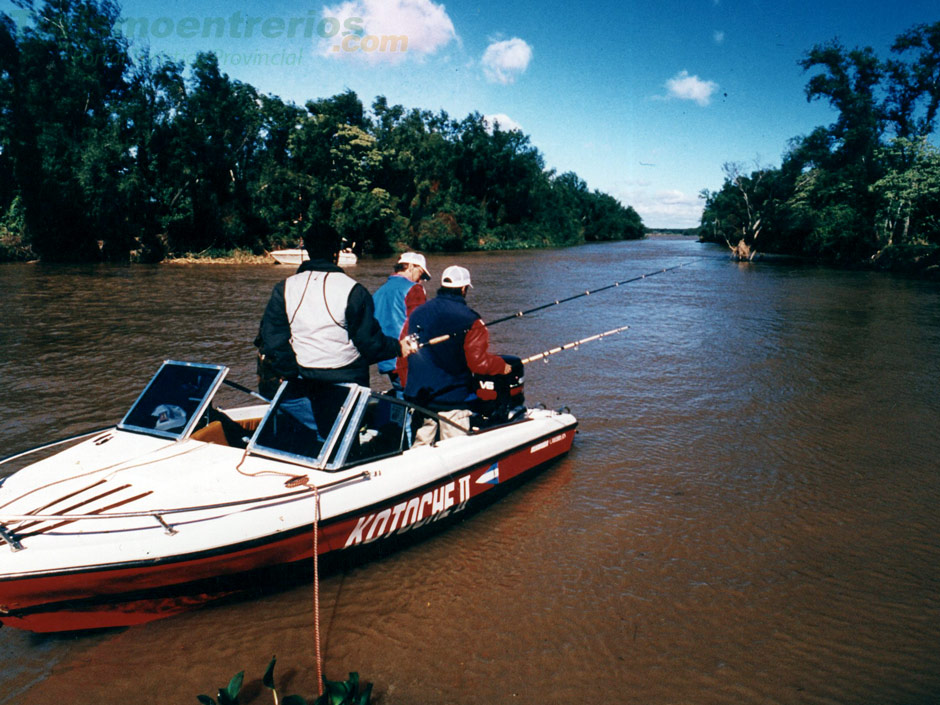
1, 236, 939, 704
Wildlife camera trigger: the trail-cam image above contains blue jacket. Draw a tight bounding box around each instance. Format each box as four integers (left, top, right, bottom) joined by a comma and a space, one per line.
373, 274, 418, 373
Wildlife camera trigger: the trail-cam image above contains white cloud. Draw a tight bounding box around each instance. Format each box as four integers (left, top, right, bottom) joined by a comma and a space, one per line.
481, 38, 533, 84
713, 30, 725, 44
320, 0, 457, 62
615, 185, 704, 229
483, 113, 523, 133
664, 70, 719, 106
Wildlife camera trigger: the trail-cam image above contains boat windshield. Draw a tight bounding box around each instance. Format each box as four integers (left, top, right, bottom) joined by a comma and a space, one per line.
247, 380, 357, 468
118, 361, 228, 440
247, 380, 412, 470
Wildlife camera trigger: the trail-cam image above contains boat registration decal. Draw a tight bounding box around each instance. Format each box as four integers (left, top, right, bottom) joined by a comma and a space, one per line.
475, 462, 499, 486
530, 432, 568, 454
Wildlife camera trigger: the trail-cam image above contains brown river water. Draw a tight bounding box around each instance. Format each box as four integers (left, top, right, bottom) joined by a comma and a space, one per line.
1, 236, 939, 704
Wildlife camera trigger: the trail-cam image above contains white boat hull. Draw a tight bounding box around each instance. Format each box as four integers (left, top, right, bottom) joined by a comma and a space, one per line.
0, 364, 576, 632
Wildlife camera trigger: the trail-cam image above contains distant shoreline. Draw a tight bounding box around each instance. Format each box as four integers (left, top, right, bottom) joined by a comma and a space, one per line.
160, 234, 694, 265
162, 250, 274, 265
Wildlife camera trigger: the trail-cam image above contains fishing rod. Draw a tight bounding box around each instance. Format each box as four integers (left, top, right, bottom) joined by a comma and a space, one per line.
223, 378, 271, 402
487, 258, 700, 327
416, 258, 699, 349
520, 325, 630, 365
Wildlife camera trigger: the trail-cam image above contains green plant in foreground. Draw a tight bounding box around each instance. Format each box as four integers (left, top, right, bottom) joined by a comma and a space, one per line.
197, 670, 244, 705
197, 657, 372, 705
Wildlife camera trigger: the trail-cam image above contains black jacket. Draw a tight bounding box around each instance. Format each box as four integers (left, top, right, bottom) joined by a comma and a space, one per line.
256, 259, 400, 387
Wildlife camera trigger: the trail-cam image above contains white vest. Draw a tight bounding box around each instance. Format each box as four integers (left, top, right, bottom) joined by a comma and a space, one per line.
284, 270, 360, 369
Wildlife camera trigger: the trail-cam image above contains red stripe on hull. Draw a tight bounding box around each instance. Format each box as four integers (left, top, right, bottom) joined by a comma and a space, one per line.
0, 427, 575, 632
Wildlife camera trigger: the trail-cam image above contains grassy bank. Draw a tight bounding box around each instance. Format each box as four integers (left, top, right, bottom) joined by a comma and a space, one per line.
163, 248, 274, 265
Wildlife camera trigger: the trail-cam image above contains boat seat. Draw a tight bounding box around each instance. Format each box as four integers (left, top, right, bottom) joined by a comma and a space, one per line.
191, 421, 229, 446
240, 418, 261, 433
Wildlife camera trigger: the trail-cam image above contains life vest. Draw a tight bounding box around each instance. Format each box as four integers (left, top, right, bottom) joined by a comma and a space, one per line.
284, 270, 359, 369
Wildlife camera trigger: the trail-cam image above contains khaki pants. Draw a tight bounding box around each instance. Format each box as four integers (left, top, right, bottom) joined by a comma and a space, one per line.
413, 408, 472, 446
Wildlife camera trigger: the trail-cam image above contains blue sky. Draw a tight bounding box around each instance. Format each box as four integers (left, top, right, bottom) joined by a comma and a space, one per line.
4, 0, 938, 227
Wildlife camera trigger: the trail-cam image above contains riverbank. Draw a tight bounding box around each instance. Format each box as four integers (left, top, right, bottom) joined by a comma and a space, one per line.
163, 249, 273, 265
869, 242, 940, 279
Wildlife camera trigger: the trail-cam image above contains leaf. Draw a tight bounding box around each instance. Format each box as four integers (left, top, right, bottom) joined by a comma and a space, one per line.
263, 656, 277, 690
196, 696, 216, 705
226, 671, 245, 700
353, 681, 373, 705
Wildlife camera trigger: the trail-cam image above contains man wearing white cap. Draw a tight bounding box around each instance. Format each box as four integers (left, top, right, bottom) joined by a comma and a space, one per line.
401, 264, 513, 445
372, 252, 431, 390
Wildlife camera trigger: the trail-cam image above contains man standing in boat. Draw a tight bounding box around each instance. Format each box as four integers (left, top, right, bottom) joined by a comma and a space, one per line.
401, 265, 513, 445
255, 223, 416, 398
372, 252, 431, 394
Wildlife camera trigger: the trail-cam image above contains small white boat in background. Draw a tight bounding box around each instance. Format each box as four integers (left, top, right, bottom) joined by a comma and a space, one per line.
270, 248, 306, 266
337, 248, 358, 266
270, 247, 358, 267
0, 360, 576, 632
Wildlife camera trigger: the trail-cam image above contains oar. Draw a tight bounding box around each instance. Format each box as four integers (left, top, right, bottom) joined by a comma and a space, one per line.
520, 325, 630, 365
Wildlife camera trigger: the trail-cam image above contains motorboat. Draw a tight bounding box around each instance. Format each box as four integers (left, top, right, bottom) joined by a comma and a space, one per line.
270, 248, 357, 266
0, 361, 577, 632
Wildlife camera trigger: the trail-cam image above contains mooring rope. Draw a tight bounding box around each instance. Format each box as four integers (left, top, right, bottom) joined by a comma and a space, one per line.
311, 483, 323, 697
282, 473, 324, 696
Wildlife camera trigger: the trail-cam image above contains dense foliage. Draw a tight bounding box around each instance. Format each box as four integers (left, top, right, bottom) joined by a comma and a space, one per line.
700, 22, 940, 268
0, 0, 644, 263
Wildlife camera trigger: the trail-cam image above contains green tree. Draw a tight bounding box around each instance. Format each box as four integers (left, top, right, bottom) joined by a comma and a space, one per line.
5, 0, 131, 261
252, 94, 308, 247
872, 137, 940, 248
164, 52, 264, 253
1, 2, 646, 262
886, 22, 940, 139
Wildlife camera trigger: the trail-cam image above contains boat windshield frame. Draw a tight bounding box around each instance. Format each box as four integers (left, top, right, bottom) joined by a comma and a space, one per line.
246, 381, 415, 471
117, 361, 229, 441
245, 380, 360, 470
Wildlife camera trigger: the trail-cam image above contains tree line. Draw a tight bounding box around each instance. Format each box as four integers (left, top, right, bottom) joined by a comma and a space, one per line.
700, 22, 940, 271
0, 0, 644, 263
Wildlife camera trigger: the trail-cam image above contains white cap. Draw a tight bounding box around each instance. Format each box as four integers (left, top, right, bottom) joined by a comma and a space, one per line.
398, 252, 430, 280
441, 265, 472, 288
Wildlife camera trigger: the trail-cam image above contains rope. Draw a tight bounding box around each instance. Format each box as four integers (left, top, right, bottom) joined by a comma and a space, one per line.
311, 483, 324, 697
278, 472, 324, 695
283, 472, 324, 695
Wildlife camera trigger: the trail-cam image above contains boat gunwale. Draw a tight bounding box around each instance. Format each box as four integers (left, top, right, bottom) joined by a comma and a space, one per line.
0, 410, 568, 529
0, 419, 577, 586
